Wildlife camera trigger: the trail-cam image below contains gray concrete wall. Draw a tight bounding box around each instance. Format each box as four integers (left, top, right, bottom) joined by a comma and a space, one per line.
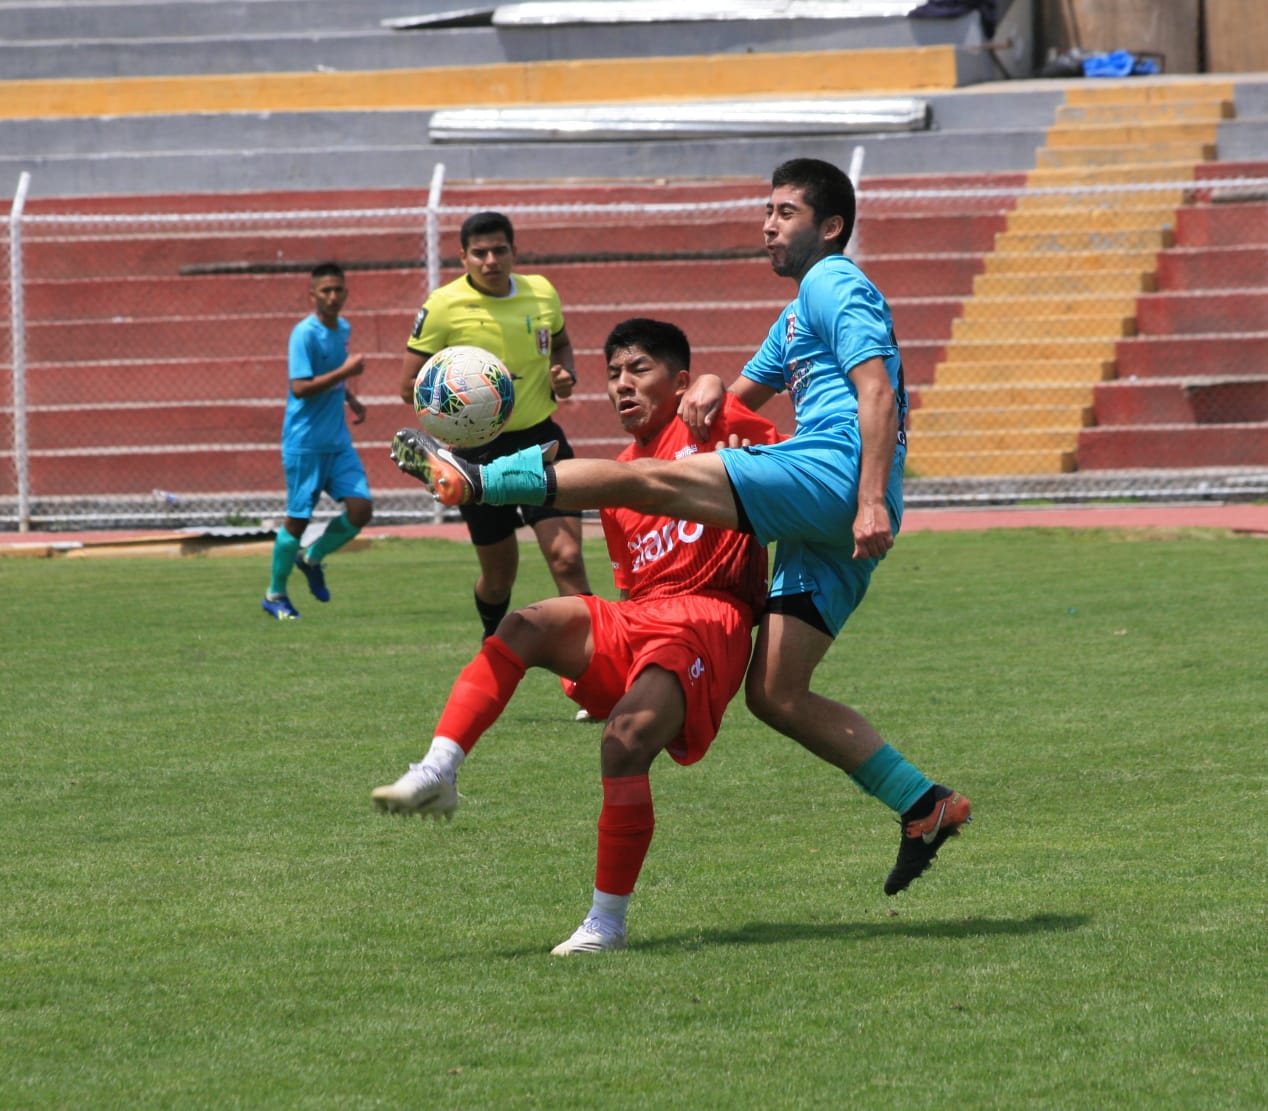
0, 7, 987, 78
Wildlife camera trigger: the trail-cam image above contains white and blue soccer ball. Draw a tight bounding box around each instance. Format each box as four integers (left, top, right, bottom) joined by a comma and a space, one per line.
413, 345, 515, 449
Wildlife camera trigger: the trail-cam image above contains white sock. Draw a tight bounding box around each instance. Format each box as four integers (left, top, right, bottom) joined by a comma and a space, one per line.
590, 889, 630, 931
422, 736, 466, 782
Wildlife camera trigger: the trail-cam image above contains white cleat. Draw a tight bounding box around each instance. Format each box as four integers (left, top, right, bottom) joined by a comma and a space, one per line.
372, 763, 458, 820
574, 708, 593, 723
549, 916, 628, 956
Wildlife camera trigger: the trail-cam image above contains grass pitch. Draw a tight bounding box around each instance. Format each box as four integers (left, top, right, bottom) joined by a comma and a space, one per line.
1, 528, 1264, 1109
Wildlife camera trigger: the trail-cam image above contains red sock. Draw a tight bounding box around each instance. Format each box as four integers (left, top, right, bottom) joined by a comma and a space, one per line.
433, 635, 526, 754
595, 775, 655, 897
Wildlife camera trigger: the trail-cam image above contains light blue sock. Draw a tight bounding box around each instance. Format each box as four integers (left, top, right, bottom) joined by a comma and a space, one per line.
849, 744, 933, 816
268, 529, 301, 597
306, 513, 359, 563
481, 445, 549, 506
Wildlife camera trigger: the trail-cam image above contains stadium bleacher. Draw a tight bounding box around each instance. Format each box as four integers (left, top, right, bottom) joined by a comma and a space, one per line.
2, 0, 1267, 526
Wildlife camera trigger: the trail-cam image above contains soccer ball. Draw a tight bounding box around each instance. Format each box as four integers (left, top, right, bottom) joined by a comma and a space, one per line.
413, 345, 515, 449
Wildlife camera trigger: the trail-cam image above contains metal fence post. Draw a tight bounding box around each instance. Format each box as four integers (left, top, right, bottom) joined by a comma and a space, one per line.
425, 162, 446, 297
9, 171, 31, 532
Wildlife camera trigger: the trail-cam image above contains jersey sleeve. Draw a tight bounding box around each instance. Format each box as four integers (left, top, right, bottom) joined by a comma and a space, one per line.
740, 308, 791, 391
287, 321, 316, 381
406, 294, 449, 357
541, 278, 566, 336
802, 264, 897, 380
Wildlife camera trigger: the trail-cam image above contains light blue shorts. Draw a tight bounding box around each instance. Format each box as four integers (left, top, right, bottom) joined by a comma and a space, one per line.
283, 445, 371, 520
719, 428, 904, 637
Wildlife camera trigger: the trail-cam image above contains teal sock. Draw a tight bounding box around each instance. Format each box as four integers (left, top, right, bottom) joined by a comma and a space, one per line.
482, 445, 549, 506
268, 529, 301, 596
849, 744, 934, 816
306, 513, 360, 563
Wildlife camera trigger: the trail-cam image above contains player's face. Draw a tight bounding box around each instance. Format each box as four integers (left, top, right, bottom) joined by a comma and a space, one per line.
606, 345, 688, 443
461, 233, 516, 297
763, 184, 839, 280
309, 274, 348, 326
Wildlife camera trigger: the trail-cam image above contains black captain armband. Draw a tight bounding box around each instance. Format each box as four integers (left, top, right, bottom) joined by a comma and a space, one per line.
543, 464, 558, 508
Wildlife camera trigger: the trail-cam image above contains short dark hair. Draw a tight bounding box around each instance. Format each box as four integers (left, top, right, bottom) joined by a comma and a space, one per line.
771, 158, 855, 250
460, 211, 515, 249
604, 318, 691, 371
310, 261, 345, 282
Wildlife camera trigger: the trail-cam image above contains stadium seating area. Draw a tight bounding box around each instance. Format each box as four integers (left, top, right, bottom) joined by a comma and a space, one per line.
2, 0, 1267, 524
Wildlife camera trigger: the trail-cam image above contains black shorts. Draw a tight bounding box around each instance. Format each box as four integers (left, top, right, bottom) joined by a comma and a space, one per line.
456, 417, 583, 546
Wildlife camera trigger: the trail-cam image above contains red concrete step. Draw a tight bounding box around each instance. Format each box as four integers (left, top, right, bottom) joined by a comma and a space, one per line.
15, 354, 404, 405
18, 252, 969, 328
1134, 290, 1268, 335
20, 296, 963, 365
1114, 333, 1268, 377
1173, 202, 1268, 247
20, 310, 411, 362
24, 181, 766, 217
10, 442, 419, 499
1193, 160, 1268, 183
1155, 246, 1268, 291
852, 212, 1007, 255
1078, 423, 1268, 469
20, 272, 423, 322
19, 216, 768, 280
1092, 376, 1268, 425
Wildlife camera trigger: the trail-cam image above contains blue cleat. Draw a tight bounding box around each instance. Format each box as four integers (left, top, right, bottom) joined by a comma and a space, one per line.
294, 554, 330, 602
261, 595, 301, 620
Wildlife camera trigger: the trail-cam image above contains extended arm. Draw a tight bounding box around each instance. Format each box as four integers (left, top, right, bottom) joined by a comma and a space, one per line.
849, 356, 899, 561
290, 353, 365, 399
550, 326, 577, 400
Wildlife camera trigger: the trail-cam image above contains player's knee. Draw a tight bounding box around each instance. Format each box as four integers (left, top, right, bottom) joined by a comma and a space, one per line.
599, 718, 661, 777
348, 501, 373, 529
745, 673, 795, 732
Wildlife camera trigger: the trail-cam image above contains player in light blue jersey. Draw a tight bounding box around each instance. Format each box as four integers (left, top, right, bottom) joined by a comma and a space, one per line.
262, 262, 373, 620
390, 159, 970, 895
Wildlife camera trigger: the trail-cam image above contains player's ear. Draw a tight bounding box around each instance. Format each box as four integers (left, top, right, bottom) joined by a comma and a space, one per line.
821, 214, 845, 246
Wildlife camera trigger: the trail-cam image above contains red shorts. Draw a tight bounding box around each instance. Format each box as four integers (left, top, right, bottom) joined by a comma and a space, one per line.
561, 593, 755, 766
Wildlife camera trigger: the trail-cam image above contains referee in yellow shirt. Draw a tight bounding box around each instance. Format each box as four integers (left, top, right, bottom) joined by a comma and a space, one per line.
401, 211, 593, 650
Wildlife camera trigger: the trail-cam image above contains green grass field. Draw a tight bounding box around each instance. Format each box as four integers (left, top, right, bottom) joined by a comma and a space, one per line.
2, 528, 1265, 1109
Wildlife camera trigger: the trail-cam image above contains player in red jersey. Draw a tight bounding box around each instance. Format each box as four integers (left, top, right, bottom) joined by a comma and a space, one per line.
373, 318, 780, 954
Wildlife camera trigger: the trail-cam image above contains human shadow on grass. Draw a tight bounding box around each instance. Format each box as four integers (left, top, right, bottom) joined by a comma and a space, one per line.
635, 912, 1090, 953
499, 912, 1089, 958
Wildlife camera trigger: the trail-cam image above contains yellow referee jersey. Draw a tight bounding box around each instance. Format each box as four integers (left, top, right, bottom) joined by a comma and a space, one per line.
407, 273, 565, 431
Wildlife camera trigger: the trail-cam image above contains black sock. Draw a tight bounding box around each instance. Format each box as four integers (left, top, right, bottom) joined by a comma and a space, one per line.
902, 785, 948, 823
475, 590, 510, 641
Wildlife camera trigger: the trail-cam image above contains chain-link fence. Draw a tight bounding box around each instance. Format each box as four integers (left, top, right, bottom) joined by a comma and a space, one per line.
3, 171, 1266, 532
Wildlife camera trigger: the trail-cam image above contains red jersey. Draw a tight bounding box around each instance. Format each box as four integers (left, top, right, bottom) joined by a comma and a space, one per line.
602, 394, 779, 613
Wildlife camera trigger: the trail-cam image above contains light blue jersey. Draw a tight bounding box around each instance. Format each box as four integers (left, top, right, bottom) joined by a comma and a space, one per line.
284, 314, 353, 454
720, 253, 908, 637
741, 253, 907, 434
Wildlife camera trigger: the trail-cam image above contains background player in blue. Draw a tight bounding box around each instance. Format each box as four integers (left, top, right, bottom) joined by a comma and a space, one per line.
262, 262, 373, 620
391, 159, 971, 895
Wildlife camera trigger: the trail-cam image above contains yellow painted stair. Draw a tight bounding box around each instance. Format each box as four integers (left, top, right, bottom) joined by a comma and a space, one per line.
906, 80, 1235, 479
0, 45, 964, 120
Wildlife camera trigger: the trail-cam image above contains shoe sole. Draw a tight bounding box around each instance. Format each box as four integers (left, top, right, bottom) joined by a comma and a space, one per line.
550, 935, 628, 956
371, 785, 457, 821
294, 557, 330, 602
393, 431, 472, 507
885, 793, 972, 896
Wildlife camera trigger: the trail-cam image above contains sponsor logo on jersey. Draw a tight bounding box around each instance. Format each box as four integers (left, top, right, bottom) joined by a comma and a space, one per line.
628, 519, 706, 573
788, 359, 812, 410
689, 657, 705, 681
536, 327, 551, 356
674, 444, 699, 459
785, 311, 797, 343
